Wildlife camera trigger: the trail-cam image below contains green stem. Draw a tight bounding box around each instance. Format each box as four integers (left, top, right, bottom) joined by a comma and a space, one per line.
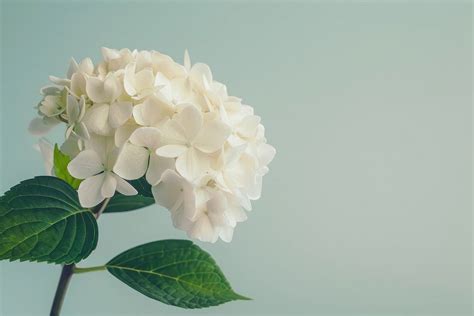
94, 198, 111, 218
73, 265, 107, 274
50, 264, 75, 316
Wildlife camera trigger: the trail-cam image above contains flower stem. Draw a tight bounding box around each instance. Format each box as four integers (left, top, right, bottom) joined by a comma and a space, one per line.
49, 198, 110, 316
50, 264, 74, 316
73, 265, 107, 274
94, 198, 111, 218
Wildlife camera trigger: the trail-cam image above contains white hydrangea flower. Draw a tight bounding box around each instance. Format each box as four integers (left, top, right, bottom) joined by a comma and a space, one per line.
124, 62, 161, 100
113, 127, 174, 185
67, 137, 137, 207
156, 104, 231, 181
29, 47, 275, 243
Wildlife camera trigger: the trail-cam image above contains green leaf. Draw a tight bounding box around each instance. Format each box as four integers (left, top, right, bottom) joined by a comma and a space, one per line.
104, 177, 154, 213
106, 240, 249, 308
128, 177, 153, 197
105, 194, 155, 213
0, 176, 98, 264
53, 144, 82, 189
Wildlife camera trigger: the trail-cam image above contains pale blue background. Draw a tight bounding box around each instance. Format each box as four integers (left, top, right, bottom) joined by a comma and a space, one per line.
0, 1, 472, 315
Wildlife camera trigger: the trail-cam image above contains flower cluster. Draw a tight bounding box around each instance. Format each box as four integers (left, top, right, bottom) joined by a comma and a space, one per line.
30, 48, 275, 243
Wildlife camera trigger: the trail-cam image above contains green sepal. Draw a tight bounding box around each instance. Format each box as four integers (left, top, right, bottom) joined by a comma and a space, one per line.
53, 144, 82, 189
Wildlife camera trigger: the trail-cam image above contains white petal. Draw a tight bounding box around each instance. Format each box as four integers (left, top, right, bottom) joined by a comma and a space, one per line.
133, 94, 174, 127
74, 122, 90, 140
40, 85, 61, 95
247, 174, 263, 200
113, 142, 149, 180
106, 147, 121, 172
113, 173, 138, 196
86, 74, 119, 103
83, 134, 110, 161
154, 72, 172, 101
175, 147, 207, 181
66, 95, 80, 122
101, 47, 121, 61
86, 77, 107, 103
160, 119, 187, 145
49, 75, 70, 86
134, 68, 155, 92
152, 52, 187, 78
155, 144, 188, 158
103, 73, 121, 100
78, 173, 106, 208
79, 58, 94, 75
146, 154, 175, 185
170, 205, 194, 231
193, 119, 231, 153
65, 125, 74, 140
40, 95, 64, 117
77, 96, 87, 121
184, 49, 191, 71
67, 58, 79, 79
136, 51, 152, 71
101, 172, 117, 198
60, 135, 81, 157
67, 149, 104, 179
115, 123, 138, 147
28, 117, 59, 135
218, 226, 234, 243
226, 205, 248, 224
84, 103, 112, 136
108, 101, 133, 128
237, 115, 261, 139
129, 127, 161, 149
176, 105, 202, 141
154, 170, 197, 220
189, 63, 213, 89
207, 193, 229, 227
70, 73, 87, 97
170, 78, 192, 102
258, 143, 276, 167
225, 144, 247, 166
227, 153, 258, 189
238, 192, 252, 211
123, 63, 137, 96
37, 138, 54, 176
189, 215, 217, 243
212, 81, 228, 99
132, 103, 147, 126
151, 169, 184, 211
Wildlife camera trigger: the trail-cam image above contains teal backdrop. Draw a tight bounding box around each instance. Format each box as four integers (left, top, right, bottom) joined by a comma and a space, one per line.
1, 1, 472, 315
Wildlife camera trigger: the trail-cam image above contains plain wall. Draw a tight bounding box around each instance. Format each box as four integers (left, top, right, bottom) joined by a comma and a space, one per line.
1, 1, 472, 315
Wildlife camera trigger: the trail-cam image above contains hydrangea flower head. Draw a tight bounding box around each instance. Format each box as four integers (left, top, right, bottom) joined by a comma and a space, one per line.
30, 47, 275, 243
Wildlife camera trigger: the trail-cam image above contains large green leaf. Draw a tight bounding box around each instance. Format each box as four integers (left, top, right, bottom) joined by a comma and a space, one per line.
104, 177, 154, 213
0, 176, 98, 264
53, 144, 82, 189
106, 240, 249, 308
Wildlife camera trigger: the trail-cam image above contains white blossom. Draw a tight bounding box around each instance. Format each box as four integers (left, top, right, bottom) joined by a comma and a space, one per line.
67, 137, 137, 207
156, 104, 231, 181
29, 47, 275, 243
113, 127, 174, 185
